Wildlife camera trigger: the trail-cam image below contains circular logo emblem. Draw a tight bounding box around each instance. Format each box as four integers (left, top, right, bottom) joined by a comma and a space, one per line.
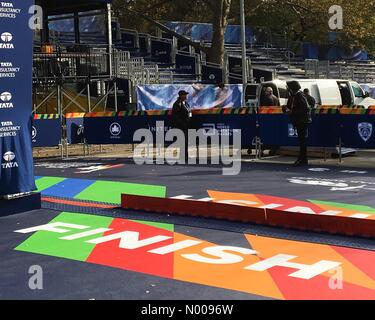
3, 151, 15, 162
209, 74, 216, 80
110, 123, 121, 136
77, 125, 84, 136
1, 32, 12, 42
32, 126, 37, 139
0, 92, 12, 102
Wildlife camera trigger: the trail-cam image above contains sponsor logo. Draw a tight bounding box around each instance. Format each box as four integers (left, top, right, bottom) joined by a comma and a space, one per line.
110, 122, 122, 137
0, 91, 13, 109
0, 2, 21, 19
288, 124, 308, 138
0, 61, 20, 78
0, 120, 20, 137
2, 151, 18, 169
77, 125, 84, 136
0, 32, 14, 49
358, 122, 373, 142
32, 126, 37, 140
3, 151, 15, 162
1, 32, 12, 42
0, 91, 11, 101
155, 50, 167, 56
202, 123, 238, 137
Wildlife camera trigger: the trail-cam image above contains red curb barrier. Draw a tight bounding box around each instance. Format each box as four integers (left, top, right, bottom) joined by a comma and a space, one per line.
121, 194, 266, 224
121, 194, 375, 239
266, 209, 375, 238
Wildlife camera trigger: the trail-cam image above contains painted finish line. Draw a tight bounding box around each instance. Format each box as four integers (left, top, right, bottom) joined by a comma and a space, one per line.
15, 212, 375, 300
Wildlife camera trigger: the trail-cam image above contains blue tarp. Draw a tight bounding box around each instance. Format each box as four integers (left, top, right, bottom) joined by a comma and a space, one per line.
303, 42, 368, 61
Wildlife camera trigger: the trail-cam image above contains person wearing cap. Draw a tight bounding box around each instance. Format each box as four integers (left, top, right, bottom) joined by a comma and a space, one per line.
172, 90, 193, 162
284, 81, 312, 166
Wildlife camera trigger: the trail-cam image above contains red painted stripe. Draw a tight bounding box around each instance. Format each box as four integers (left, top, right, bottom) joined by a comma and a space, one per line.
42, 197, 116, 209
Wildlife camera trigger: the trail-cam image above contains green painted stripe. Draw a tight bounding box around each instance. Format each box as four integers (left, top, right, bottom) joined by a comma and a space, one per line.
310, 200, 375, 215
35, 177, 66, 193
74, 181, 166, 204
15, 213, 113, 261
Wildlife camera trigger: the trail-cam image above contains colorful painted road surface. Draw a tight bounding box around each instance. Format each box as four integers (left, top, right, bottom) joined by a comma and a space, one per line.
0, 158, 374, 300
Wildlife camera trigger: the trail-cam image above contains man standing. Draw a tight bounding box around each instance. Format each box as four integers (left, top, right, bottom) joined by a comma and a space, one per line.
303, 88, 316, 109
261, 87, 280, 106
172, 90, 192, 163
285, 81, 312, 166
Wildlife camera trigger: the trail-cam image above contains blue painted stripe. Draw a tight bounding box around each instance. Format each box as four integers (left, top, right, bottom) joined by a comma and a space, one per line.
41, 178, 96, 198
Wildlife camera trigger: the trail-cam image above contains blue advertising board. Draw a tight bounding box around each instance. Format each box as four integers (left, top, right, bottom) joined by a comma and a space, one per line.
32, 116, 62, 147
66, 115, 85, 144
151, 39, 172, 63
201, 65, 224, 84
258, 113, 340, 148
339, 114, 375, 149
0, 0, 36, 195
176, 53, 196, 74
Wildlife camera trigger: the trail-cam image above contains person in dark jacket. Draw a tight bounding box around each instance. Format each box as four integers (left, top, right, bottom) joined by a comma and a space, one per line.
261, 87, 280, 106
172, 90, 192, 162
303, 89, 316, 109
284, 81, 312, 166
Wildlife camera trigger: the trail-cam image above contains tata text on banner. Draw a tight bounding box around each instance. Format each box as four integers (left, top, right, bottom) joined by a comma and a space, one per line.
0, 0, 36, 195
136, 84, 243, 111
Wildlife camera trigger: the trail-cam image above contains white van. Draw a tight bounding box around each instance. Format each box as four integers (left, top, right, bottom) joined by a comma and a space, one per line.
253, 79, 375, 108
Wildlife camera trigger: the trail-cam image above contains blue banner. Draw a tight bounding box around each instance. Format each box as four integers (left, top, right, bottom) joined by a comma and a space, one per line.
121, 31, 137, 49
66, 111, 375, 150
201, 65, 224, 84
32, 117, 62, 147
0, 0, 36, 195
340, 115, 375, 149
136, 84, 243, 111
66, 116, 85, 144
151, 39, 172, 64
258, 114, 340, 148
175, 53, 196, 74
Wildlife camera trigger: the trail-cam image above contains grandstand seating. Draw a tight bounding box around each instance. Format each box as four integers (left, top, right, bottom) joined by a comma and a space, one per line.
34, 13, 374, 112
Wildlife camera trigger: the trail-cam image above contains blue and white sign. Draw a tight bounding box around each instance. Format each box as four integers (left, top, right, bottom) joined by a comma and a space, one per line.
0, 0, 36, 195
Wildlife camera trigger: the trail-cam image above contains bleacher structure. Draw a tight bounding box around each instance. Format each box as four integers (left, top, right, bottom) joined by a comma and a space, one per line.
32, 3, 375, 114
